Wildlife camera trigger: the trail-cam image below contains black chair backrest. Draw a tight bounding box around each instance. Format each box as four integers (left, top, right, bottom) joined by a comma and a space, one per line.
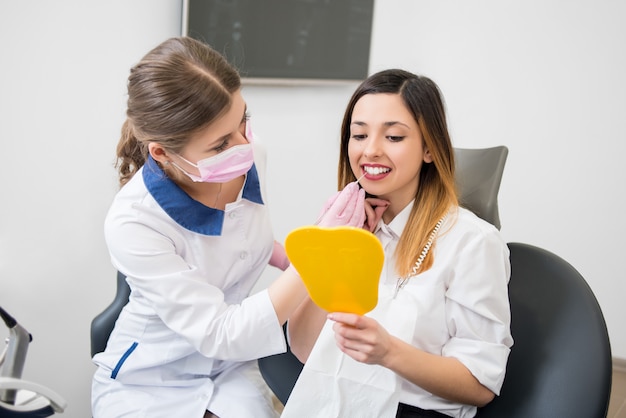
90, 271, 130, 357
476, 242, 612, 417
258, 325, 304, 405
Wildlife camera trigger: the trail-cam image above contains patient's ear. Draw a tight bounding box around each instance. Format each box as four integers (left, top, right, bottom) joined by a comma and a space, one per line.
423, 148, 433, 163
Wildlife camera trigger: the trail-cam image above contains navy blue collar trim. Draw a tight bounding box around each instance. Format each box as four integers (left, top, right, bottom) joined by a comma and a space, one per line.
143, 155, 264, 236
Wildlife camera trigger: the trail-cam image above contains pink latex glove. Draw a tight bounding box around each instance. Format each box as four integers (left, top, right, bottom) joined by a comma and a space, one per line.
268, 240, 290, 271
363, 197, 390, 232
316, 182, 366, 228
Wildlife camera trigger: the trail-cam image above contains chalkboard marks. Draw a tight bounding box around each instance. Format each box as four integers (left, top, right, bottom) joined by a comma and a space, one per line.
183, 0, 374, 84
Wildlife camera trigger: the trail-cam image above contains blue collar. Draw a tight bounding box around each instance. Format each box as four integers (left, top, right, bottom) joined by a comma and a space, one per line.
142, 155, 264, 236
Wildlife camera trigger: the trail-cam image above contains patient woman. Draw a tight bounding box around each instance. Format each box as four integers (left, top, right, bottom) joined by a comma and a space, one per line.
283, 69, 513, 418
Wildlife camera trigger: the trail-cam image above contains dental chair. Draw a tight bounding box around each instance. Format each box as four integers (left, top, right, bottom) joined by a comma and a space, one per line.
0, 307, 67, 417
476, 242, 612, 417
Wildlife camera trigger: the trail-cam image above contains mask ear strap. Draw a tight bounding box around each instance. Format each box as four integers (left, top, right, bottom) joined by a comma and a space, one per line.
173, 153, 198, 168
168, 160, 202, 182
245, 120, 255, 143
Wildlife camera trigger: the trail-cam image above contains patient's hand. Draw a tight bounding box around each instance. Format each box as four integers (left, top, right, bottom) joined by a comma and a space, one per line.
363, 198, 389, 232
328, 312, 392, 366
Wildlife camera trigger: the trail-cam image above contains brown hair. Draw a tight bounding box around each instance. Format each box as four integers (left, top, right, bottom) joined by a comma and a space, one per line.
116, 37, 241, 186
338, 69, 458, 277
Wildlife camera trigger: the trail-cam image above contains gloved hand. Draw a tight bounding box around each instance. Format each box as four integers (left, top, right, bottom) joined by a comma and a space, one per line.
268, 240, 290, 271
363, 197, 390, 232
316, 182, 366, 228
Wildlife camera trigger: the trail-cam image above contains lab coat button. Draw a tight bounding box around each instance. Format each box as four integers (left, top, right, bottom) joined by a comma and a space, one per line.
240, 252, 247, 259
229, 212, 236, 219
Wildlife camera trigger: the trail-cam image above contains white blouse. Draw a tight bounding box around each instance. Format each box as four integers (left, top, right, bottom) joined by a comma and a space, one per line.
377, 203, 513, 417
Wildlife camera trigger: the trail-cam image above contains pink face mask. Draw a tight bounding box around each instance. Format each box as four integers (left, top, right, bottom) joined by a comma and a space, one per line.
172, 143, 254, 183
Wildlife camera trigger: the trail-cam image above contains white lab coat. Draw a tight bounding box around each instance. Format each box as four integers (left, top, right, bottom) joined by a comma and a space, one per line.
284, 204, 513, 418
92, 144, 284, 418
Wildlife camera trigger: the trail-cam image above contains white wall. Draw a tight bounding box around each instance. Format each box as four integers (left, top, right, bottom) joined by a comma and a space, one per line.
0, 1, 183, 416
0, 1, 624, 417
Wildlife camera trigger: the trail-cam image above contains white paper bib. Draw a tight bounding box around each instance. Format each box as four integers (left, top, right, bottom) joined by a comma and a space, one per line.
282, 285, 417, 417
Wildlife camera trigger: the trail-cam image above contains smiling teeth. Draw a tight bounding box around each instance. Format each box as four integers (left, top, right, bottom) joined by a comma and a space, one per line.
364, 166, 390, 175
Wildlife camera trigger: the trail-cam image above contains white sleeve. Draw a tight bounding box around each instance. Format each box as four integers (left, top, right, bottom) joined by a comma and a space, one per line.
442, 226, 513, 394
104, 204, 286, 361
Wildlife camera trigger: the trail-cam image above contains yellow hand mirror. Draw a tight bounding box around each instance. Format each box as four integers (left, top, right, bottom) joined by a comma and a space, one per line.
285, 226, 384, 315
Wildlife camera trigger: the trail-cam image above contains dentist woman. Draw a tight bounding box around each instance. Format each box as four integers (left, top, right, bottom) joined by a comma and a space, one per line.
91, 37, 365, 418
